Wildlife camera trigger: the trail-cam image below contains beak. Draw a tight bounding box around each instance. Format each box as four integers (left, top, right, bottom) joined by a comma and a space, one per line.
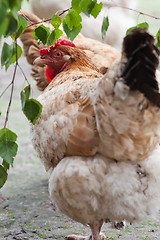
33, 57, 46, 66
62, 55, 71, 62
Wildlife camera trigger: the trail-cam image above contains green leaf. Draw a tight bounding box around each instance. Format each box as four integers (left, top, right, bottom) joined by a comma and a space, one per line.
6, 44, 22, 70
0, 128, 17, 142
101, 16, 109, 39
5, 13, 18, 37
1, 42, 12, 67
0, 165, 7, 188
2, 160, 10, 171
126, 22, 149, 35
80, 0, 92, 13
0, 128, 18, 164
8, 0, 22, 19
20, 85, 31, 109
51, 14, 62, 29
64, 9, 82, 30
21, 86, 42, 125
137, 22, 149, 30
63, 21, 82, 41
47, 29, 63, 47
0, 0, 8, 23
16, 15, 28, 38
33, 25, 50, 45
1, 43, 23, 70
84, 0, 96, 16
90, 2, 103, 18
72, 0, 102, 18
22, 99, 42, 125
156, 29, 160, 48
8, 0, 19, 9
71, 0, 81, 13
0, 17, 9, 40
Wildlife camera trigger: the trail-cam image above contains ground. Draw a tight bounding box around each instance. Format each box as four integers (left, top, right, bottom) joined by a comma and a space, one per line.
1, 1, 160, 239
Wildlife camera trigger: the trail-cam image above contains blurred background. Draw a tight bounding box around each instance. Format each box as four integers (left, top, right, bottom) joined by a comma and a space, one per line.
21, 0, 160, 49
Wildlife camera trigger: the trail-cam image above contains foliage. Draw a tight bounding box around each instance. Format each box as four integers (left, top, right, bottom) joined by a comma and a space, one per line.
1, 42, 22, 70
156, 29, 160, 48
32, 0, 103, 45
126, 22, 149, 35
101, 16, 109, 39
0, 0, 160, 188
0, 128, 18, 188
21, 85, 42, 125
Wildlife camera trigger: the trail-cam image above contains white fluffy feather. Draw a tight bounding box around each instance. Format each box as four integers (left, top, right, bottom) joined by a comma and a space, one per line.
49, 147, 160, 226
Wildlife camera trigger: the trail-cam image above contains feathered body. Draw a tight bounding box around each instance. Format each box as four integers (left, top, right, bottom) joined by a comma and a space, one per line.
49, 150, 160, 225
28, 29, 160, 240
32, 29, 160, 170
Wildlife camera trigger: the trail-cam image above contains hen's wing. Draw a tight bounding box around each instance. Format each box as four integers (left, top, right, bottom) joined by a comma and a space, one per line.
31, 76, 100, 173
94, 29, 160, 162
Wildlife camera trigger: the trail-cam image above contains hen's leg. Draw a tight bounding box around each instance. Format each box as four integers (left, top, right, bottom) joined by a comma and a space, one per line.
90, 220, 105, 240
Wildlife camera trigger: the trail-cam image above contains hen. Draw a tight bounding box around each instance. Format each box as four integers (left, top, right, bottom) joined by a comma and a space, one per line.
19, 11, 120, 91
28, 29, 160, 240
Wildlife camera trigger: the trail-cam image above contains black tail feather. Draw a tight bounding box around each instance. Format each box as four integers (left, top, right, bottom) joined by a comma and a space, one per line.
121, 28, 160, 107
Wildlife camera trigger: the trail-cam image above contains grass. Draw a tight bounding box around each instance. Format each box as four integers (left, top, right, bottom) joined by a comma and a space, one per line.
141, 236, 151, 240
123, 226, 133, 233
147, 220, 160, 228
64, 225, 72, 229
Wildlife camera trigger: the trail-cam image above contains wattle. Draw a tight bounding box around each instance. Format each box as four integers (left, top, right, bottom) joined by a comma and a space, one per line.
46, 66, 57, 83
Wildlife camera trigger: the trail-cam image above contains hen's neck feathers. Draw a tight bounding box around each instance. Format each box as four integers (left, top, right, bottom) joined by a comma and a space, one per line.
120, 29, 160, 107
56, 45, 99, 72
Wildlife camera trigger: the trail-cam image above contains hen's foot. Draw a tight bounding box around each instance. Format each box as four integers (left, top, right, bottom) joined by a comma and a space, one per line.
66, 235, 91, 240
66, 233, 106, 240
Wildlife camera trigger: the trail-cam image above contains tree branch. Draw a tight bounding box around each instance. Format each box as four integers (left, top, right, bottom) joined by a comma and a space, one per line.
22, 2, 160, 31
18, 64, 30, 85
4, 34, 18, 128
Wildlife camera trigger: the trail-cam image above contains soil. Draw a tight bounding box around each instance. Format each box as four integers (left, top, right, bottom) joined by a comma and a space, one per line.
1, 44, 160, 240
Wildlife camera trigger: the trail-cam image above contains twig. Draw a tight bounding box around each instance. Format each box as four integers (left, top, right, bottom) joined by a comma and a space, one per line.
58, 7, 72, 16
18, 63, 30, 85
26, 7, 72, 28
19, 11, 35, 24
103, 1, 160, 20
0, 82, 12, 98
4, 34, 18, 128
26, 17, 52, 28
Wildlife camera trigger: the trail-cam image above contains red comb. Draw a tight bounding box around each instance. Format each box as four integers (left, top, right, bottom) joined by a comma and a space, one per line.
40, 48, 49, 56
49, 39, 76, 51
40, 39, 76, 56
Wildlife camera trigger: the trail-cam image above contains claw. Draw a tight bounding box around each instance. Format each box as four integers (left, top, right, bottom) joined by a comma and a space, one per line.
66, 233, 106, 240
66, 235, 91, 240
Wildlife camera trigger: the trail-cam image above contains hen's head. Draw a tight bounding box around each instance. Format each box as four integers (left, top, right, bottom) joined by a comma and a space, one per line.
35, 39, 76, 82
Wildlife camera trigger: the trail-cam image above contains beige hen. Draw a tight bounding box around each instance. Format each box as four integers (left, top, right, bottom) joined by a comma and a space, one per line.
23, 28, 160, 240
19, 11, 120, 91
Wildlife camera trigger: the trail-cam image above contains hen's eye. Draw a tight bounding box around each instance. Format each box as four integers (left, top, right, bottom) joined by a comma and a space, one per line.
54, 52, 62, 57
41, 55, 46, 59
